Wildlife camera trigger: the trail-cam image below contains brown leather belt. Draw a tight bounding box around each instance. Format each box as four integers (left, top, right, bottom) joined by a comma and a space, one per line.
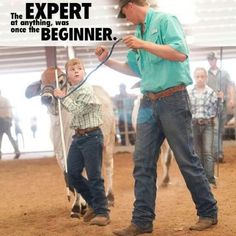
192, 118, 215, 125
75, 127, 99, 136
144, 85, 186, 101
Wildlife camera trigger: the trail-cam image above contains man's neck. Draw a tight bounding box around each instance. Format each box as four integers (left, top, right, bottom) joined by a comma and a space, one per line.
140, 6, 149, 25
210, 67, 219, 76
210, 65, 218, 71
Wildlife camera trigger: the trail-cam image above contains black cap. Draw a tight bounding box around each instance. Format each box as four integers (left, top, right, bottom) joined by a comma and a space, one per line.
207, 52, 217, 60
118, 0, 131, 18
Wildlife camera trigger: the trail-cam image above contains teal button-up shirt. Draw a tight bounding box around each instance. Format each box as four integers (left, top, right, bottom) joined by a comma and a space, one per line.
127, 8, 192, 94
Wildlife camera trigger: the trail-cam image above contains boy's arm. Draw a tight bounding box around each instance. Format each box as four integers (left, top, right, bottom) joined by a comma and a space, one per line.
58, 87, 96, 115
54, 88, 66, 98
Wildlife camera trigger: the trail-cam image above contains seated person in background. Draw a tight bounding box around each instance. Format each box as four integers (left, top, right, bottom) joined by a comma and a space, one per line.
14, 115, 24, 148
30, 116, 38, 138
188, 67, 223, 188
113, 83, 136, 145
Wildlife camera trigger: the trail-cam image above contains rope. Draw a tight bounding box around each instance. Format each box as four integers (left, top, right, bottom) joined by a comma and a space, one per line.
59, 38, 122, 99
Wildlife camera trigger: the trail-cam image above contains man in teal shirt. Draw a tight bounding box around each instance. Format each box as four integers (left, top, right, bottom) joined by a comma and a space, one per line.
95, 0, 218, 235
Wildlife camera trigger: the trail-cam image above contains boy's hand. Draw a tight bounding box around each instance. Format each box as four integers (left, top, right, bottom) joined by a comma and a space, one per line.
54, 88, 66, 98
95, 46, 109, 62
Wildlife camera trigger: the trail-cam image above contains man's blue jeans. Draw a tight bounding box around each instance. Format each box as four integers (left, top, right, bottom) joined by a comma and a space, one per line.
192, 123, 216, 184
132, 90, 218, 230
67, 128, 109, 217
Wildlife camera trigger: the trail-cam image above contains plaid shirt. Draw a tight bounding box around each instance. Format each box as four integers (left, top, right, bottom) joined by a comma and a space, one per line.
188, 85, 218, 119
61, 83, 103, 129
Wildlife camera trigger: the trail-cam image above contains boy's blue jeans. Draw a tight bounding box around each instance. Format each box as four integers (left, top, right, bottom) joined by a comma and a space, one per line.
132, 90, 218, 230
67, 128, 109, 217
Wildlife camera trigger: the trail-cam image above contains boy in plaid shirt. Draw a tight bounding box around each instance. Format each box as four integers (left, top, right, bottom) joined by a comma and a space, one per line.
54, 58, 110, 226
188, 67, 223, 188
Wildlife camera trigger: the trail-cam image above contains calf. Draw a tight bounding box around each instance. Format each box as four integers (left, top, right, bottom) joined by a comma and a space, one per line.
25, 67, 116, 217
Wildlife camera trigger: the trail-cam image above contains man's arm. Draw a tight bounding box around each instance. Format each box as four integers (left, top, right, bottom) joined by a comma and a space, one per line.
95, 45, 138, 77
105, 59, 137, 76
123, 35, 187, 62
227, 84, 235, 110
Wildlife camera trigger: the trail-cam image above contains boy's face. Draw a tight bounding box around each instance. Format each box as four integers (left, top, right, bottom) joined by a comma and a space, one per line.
194, 70, 207, 88
67, 63, 85, 85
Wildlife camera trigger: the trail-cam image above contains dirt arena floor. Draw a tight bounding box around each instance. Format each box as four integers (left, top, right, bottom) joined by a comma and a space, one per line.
1, 144, 236, 236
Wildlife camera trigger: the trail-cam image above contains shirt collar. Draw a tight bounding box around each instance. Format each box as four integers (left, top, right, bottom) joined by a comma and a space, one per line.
137, 8, 155, 34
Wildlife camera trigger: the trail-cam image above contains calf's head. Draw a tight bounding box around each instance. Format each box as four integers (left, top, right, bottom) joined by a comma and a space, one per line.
25, 67, 67, 115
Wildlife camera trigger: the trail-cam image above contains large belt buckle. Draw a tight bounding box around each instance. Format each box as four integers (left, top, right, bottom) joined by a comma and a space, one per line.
198, 119, 205, 125
147, 92, 161, 101
149, 93, 157, 100
79, 129, 86, 135
75, 128, 86, 135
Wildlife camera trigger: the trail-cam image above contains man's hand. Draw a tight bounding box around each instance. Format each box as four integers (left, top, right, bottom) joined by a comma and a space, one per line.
217, 91, 224, 100
227, 99, 235, 110
95, 45, 109, 62
123, 35, 144, 49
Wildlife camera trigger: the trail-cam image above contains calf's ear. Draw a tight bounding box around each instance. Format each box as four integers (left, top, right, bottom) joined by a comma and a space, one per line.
131, 80, 141, 89
25, 80, 41, 98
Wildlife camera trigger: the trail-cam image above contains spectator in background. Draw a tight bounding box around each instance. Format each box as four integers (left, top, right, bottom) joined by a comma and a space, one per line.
113, 83, 136, 145
188, 68, 222, 188
0, 90, 20, 159
207, 52, 235, 163
30, 116, 38, 138
14, 114, 24, 148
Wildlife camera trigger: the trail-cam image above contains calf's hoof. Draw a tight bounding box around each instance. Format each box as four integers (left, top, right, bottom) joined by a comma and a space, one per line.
70, 204, 81, 218
107, 191, 115, 207
70, 212, 80, 218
